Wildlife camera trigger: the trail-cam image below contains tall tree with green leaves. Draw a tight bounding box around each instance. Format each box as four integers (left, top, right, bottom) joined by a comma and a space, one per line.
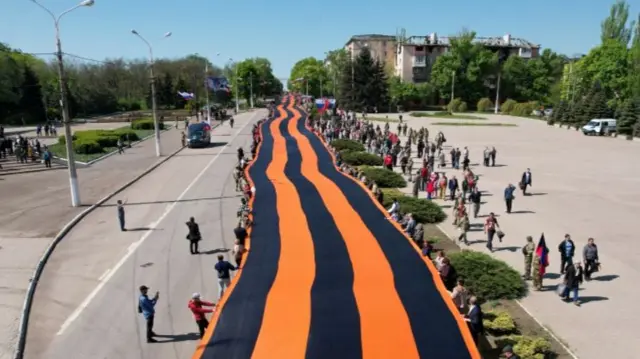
601, 0, 634, 45
288, 57, 327, 97
617, 98, 639, 136
345, 47, 389, 111
17, 65, 46, 123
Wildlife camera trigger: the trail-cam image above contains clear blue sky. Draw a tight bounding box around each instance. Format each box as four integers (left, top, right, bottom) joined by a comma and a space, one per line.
2, 0, 639, 82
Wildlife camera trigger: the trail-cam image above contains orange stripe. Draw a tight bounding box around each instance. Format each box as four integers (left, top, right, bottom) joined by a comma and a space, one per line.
288, 105, 421, 359
191, 106, 285, 359
302, 110, 482, 358
250, 104, 315, 358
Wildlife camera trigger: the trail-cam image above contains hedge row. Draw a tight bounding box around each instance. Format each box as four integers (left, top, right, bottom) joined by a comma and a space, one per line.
447, 98, 468, 113
501, 99, 540, 117
330, 139, 365, 152
382, 189, 446, 224
59, 128, 141, 154
484, 310, 551, 359
360, 166, 407, 188
340, 151, 383, 166
131, 118, 166, 130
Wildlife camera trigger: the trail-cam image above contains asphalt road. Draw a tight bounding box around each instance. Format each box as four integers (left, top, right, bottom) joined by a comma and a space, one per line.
23, 110, 266, 359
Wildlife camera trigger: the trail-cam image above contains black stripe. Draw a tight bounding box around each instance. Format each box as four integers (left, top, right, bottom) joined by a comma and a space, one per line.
278, 110, 363, 359
296, 110, 474, 359
201, 104, 285, 359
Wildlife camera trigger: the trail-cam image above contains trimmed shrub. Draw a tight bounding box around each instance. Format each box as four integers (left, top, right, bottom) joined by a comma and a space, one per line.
483, 311, 517, 336
501, 99, 518, 114
360, 167, 407, 188
73, 139, 103, 154
58, 134, 75, 145
495, 335, 552, 359
131, 118, 166, 130
410, 112, 430, 117
447, 98, 468, 113
477, 98, 494, 112
59, 129, 140, 148
510, 102, 537, 117
330, 139, 365, 152
341, 151, 383, 166
382, 189, 446, 224
448, 250, 526, 302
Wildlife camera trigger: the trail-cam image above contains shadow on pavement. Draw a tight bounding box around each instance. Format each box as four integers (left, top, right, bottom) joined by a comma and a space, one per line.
201, 248, 230, 255
509, 210, 536, 214
593, 274, 619, 282
493, 246, 520, 252
579, 296, 609, 304
155, 333, 201, 342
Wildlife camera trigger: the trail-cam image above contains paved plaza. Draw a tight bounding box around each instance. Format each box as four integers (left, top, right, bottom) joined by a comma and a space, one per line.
385, 112, 640, 359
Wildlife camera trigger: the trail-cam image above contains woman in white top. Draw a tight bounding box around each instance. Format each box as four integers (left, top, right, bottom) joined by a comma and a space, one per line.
434, 250, 446, 271
450, 278, 469, 313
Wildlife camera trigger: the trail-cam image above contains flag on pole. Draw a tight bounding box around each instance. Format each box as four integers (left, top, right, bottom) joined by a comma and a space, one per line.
535, 233, 549, 276
177, 91, 195, 100
206, 77, 231, 92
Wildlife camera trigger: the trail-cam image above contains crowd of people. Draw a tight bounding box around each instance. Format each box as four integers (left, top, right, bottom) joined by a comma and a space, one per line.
0, 127, 53, 169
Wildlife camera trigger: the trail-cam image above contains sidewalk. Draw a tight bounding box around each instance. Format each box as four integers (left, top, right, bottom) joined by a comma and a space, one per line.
372, 117, 638, 359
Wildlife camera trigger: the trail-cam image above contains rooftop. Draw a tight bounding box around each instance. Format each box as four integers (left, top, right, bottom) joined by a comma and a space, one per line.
345, 34, 397, 46
404, 34, 540, 48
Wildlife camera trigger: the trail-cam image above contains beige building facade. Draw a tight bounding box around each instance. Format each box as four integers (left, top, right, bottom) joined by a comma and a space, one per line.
344, 33, 540, 84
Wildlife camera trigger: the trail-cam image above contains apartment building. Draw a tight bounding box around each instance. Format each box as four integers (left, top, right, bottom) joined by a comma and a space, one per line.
395, 33, 540, 83
344, 34, 397, 65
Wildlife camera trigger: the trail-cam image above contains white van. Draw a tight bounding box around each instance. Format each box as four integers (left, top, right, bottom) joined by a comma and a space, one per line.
582, 119, 617, 135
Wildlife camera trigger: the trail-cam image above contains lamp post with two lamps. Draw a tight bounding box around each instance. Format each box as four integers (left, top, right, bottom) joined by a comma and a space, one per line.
30, 0, 95, 207
131, 30, 171, 157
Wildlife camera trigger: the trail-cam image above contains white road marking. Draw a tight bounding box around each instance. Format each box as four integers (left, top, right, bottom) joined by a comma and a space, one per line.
98, 269, 111, 282
56, 114, 259, 336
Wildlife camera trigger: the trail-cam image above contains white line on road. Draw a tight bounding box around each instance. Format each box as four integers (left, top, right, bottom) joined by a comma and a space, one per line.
56, 114, 259, 336
98, 269, 111, 282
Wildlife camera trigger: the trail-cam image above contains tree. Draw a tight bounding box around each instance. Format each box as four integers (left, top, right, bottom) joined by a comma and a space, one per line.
576, 40, 630, 106
323, 49, 349, 98
430, 30, 498, 105
587, 87, 611, 119
17, 65, 46, 123
601, 0, 634, 45
388, 76, 434, 110
230, 58, 281, 104
617, 98, 639, 136
174, 77, 189, 109
288, 57, 327, 97
338, 47, 389, 111
160, 73, 175, 108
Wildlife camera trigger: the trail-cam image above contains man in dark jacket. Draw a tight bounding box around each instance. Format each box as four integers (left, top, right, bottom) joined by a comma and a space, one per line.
447, 176, 459, 201
558, 234, 576, 274
561, 262, 583, 306
469, 188, 482, 218
186, 217, 201, 254
504, 184, 516, 213
464, 296, 483, 344
520, 168, 532, 195
583, 238, 599, 280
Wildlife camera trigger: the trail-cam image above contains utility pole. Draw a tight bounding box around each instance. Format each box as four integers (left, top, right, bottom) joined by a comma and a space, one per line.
494, 72, 501, 114
249, 72, 254, 108
234, 62, 239, 113
204, 62, 211, 123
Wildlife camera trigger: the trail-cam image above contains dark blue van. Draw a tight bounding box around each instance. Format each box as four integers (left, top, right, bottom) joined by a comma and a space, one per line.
187, 122, 211, 148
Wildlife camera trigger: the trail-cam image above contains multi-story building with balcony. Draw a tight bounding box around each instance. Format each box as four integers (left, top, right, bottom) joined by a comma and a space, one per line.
395, 33, 540, 83
344, 34, 397, 66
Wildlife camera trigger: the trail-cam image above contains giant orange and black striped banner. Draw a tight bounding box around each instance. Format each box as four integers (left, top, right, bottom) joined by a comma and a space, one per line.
192, 96, 481, 359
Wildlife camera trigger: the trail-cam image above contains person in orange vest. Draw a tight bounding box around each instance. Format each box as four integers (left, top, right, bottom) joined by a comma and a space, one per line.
188, 293, 216, 338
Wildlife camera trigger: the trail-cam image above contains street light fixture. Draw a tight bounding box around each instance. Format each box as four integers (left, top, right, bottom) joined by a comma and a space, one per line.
29, 0, 95, 207
131, 29, 171, 157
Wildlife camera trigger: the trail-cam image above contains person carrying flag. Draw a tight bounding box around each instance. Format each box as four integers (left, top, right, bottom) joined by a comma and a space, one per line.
532, 234, 550, 291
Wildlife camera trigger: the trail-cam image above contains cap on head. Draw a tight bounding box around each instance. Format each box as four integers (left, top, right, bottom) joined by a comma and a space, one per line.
502, 345, 514, 353
526, 236, 533, 241
192, 292, 201, 299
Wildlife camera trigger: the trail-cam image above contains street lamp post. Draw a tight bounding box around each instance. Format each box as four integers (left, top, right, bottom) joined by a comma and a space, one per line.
494, 72, 502, 114
30, 0, 95, 207
204, 62, 211, 123
131, 30, 171, 157
249, 72, 254, 108
230, 58, 240, 113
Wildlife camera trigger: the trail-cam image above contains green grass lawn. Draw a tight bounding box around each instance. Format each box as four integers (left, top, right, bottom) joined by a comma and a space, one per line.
49, 128, 155, 163
410, 111, 487, 120
431, 122, 517, 127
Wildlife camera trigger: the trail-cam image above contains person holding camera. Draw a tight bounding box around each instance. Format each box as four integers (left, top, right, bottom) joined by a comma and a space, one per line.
138, 285, 159, 343
186, 217, 202, 255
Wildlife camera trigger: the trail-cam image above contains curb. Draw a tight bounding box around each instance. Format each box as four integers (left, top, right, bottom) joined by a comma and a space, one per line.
12, 142, 188, 359
0, 165, 67, 177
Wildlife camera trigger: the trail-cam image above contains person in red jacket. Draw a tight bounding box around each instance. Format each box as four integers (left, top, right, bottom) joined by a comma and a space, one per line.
383, 154, 393, 170
188, 293, 216, 338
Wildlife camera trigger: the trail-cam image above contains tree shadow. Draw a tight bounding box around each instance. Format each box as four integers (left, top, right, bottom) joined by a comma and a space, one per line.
593, 274, 619, 282
490, 164, 507, 168
128, 227, 155, 231
509, 210, 536, 214
155, 333, 201, 342
200, 248, 230, 255
528, 192, 548, 196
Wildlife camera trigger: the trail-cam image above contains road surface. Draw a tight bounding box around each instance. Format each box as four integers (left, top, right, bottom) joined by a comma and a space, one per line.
22, 110, 265, 359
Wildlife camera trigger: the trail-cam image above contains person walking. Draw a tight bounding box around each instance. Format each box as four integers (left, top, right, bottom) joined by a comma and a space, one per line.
215, 255, 237, 299
117, 200, 127, 231
558, 234, 576, 274
138, 285, 159, 343
504, 183, 516, 213
469, 187, 481, 218
583, 237, 600, 280
490, 147, 497, 166
457, 213, 470, 245
522, 236, 535, 280
483, 212, 500, 252
520, 168, 532, 195
561, 262, 583, 306
186, 217, 202, 254
188, 293, 216, 338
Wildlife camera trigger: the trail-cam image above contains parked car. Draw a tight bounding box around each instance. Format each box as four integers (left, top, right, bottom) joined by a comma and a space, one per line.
582, 119, 617, 135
